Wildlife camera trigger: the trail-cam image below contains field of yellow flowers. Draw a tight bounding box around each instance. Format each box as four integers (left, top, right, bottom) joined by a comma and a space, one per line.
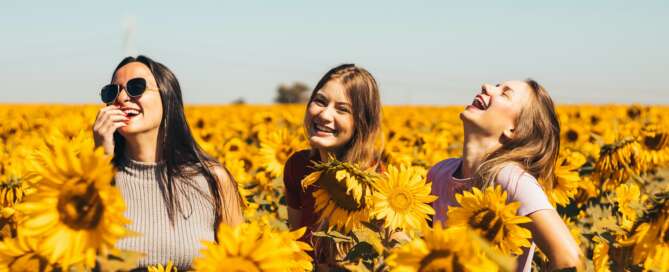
0, 104, 668, 271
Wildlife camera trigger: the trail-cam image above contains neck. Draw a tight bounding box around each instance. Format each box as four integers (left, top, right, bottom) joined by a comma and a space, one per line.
460, 129, 500, 179
124, 130, 163, 162
317, 147, 342, 162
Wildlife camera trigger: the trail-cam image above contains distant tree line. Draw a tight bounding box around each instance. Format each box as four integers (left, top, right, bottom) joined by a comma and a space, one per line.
275, 82, 310, 103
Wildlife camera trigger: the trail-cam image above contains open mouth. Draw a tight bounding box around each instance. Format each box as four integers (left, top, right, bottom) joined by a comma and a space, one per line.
312, 122, 337, 136
471, 95, 489, 111
121, 108, 142, 119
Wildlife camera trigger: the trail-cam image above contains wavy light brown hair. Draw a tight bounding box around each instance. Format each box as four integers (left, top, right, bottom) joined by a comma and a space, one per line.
474, 79, 561, 190
304, 64, 383, 170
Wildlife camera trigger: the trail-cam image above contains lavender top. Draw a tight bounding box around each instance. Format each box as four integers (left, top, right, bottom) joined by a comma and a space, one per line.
428, 158, 554, 272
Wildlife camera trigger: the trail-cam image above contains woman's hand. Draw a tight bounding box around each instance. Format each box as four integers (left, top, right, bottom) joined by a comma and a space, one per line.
93, 105, 128, 155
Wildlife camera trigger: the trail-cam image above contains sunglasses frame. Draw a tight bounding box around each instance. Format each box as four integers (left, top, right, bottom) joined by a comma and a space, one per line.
100, 78, 160, 104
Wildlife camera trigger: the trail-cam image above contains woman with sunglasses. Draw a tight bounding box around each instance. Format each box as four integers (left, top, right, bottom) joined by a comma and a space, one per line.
93, 55, 243, 270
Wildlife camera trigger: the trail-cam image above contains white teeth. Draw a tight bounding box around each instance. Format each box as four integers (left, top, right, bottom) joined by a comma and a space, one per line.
473, 97, 487, 110
314, 123, 336, 134
123, 109, 140, 116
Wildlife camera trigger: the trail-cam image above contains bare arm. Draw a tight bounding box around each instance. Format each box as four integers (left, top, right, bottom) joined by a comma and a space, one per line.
213, 166, 244, 227
526, 209, 583, 270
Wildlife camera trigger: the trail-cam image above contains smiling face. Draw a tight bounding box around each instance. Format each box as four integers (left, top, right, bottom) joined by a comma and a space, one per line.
112, 62, 163, 137
305, 80, 355, 154
460, 80, 534, 139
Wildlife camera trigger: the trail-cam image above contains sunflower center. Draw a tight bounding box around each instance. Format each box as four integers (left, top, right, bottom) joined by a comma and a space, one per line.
57, 182, 104, 230
643, 133, 668, 150
419, 250, 464, 272
389, 190, 412, 212
468, 209, 504, 242
321, 171, 362, 211
627, 106, 641, 119
566, 129, 579, 142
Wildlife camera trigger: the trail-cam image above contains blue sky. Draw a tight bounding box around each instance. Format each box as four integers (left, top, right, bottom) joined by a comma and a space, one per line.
0, 0, 667, 104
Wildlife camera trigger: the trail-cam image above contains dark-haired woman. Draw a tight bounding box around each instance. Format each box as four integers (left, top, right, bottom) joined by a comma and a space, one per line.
93, 55, 243, 270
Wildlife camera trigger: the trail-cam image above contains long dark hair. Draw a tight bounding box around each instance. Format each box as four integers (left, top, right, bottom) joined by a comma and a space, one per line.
110, 55, 241, 228
304, 64, 383, 170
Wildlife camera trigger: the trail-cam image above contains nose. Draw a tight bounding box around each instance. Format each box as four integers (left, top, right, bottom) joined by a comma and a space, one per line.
114, 88, 131, 105
315, 105, 335, 124
481, 83, 498, 95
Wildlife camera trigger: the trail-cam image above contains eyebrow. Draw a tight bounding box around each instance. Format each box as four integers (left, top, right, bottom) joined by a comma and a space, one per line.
502, 85, 514, 93
336, 101, 352, 108
315, 91, 352, 107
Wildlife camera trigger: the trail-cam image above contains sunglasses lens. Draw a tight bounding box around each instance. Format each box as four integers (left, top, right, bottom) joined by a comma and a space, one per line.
126, 78, 147, 97
100, 85, 119, 103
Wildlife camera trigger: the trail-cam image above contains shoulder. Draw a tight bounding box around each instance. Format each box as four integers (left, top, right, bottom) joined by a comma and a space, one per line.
284, 149, 313, 177
285, 149, 312, 167
495, 163, 541, 188
494, 163, 554, 215
206, 163, 235, 189
427, 158, 462, 181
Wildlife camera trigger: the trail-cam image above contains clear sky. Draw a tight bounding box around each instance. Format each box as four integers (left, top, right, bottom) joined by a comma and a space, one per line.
1, 0, 667, 105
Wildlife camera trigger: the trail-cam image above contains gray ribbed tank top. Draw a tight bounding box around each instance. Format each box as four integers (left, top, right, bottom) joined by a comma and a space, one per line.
114, 158, 216, 270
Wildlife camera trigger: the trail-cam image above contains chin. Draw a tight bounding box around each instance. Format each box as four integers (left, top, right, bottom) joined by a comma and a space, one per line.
309, 136, 345, 151
459, 110, 476, 123
119, 124, 151, 135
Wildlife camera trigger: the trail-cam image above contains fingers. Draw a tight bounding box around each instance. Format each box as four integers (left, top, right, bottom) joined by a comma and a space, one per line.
97, 122, 127, 137
99, 115, 128, 135
94, 105, 129, 136
96, 105, 120, 118
94, 107, 127, 131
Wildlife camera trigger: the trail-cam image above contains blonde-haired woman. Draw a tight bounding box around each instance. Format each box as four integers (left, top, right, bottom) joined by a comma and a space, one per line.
428, 79, 582, 271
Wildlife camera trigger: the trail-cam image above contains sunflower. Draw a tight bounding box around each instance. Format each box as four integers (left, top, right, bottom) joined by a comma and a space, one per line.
221, 137, 249, 161
630, 199, 669, 265
594, 138, 644, 189
644, 244, 669, 272
447, 186, 532, 255
386, 223, 502, 272
573, 176, 599, 207
638, 124, 669, 167
562, 123, 588, 146
544, 150, 585, 207
614, 183, 641, 230
371, 164, 437, 232
259, 128, 307, 177
0, 163, 35, 217
225, 158, 253, 206
192, 222, 312, 272
0, 234, 55, 272
147, 260, 177, 272
301, 156, 379, 232
15, 139, 129, 269
592, 236, 611, 272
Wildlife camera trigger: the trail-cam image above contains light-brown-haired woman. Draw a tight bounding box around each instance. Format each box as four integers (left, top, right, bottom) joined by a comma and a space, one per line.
428, 79, 582, 271
283, 63, 383, 267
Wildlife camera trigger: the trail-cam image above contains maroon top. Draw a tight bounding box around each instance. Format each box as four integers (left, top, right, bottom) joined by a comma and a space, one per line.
284, 149, 320, 241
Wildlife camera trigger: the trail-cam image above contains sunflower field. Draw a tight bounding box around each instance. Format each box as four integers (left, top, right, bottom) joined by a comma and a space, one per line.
1, 104, 668, 271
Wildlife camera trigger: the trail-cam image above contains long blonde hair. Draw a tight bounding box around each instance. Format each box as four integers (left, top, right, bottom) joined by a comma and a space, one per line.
304, 64, 384, 170
474, 79, 560, 190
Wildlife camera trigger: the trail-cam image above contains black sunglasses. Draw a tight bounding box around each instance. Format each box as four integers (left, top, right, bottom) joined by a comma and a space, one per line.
100, 78, 159, 104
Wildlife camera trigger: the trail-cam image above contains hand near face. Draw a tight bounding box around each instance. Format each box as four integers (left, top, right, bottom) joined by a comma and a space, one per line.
93, 62, 164, 156
93, 105, 128, 155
